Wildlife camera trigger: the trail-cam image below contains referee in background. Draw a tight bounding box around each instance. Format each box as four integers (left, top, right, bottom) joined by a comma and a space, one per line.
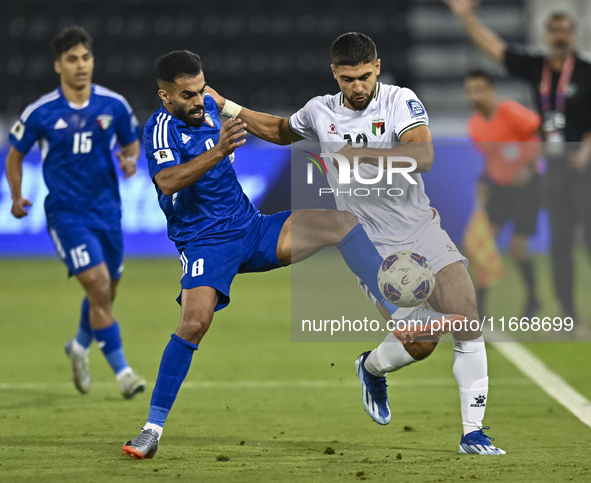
464, 69, 542, 319
446, 0, 591, 322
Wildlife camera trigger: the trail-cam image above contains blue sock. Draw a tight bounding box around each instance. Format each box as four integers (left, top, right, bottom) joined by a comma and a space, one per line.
75, 298, 93, 348
337, 224, 398, 316
92, 322, 129, 375
147, 334, 199, 427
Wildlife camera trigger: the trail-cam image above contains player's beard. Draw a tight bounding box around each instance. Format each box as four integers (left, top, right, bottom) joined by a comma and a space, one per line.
345, 84, 376, 111
177, 106, 205, 128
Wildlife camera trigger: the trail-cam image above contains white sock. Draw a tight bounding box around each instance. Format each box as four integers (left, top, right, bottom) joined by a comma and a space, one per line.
144, 422, 163, 440
72, 338, 90, 356
364, 333, 417, 377
116, 366, 133, 381
453, 335, 488, 435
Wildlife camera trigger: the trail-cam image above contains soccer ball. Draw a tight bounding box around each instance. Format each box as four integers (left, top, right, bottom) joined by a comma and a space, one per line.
377, 251, 435, 307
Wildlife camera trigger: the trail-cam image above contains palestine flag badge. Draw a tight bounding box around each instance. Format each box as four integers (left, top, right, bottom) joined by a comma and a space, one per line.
372, 118, 385, 137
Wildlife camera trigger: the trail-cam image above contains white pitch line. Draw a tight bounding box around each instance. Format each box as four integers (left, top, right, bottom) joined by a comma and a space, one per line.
492, 341, 591, 429
0, 378, 531, 391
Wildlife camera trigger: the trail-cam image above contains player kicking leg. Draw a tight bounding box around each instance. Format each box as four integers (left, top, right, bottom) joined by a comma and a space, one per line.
53, 225, 146, 399
123, 208, 418, 459
429, 262, 505, 455
358, 257, 504, 454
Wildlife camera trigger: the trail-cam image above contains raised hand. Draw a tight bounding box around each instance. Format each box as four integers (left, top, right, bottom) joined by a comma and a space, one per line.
217, 118, 247, 157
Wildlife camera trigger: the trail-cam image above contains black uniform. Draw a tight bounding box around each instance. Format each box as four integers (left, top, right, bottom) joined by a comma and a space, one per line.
505, 46, 591, 316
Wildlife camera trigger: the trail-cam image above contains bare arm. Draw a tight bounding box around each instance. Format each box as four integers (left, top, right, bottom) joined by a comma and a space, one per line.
340, 125, 435, 173
232, 107, 302, 146
5, 146, 32, 218
115, 140, 140, 179
154, 118, 247, 196
206, 86, 302, 145
444, 0, 506, 64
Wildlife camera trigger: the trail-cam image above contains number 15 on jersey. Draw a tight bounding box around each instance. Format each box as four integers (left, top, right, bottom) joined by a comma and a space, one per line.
73, 132, 93, 154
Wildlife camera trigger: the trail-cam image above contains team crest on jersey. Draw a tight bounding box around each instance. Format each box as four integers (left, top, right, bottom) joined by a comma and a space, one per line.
406, 100, 426, 118
97, 115, 113, 130
328, 123, 338, 135
10, 120, 25, 141
372, 118, 385, 137
204, 113, 214, 128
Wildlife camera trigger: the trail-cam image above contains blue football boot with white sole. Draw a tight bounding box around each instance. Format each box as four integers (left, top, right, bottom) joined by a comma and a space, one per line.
355, 351, 391, 425
459, 426, 506, 455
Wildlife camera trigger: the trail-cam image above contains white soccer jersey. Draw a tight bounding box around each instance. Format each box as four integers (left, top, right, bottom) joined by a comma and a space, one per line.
289, 82, 435, 246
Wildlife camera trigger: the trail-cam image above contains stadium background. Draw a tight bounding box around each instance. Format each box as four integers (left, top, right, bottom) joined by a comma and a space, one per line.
3, 0, 591, 257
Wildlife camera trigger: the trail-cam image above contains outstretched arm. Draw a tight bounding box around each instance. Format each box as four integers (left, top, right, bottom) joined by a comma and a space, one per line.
5, 147, 32, 218
207, 87, 302, 146
444, 0, 506, 64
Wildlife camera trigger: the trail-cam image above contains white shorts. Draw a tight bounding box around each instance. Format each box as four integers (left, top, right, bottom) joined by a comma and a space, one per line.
359, 209, 468, 308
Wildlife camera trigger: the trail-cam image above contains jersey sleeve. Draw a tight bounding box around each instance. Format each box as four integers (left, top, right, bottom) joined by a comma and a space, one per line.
504, 45, 544, 84
144, 115, 182, 180
392, 88, 429, 138
288, 98, 320, 141
113, 97, 139, 147
8, 110, 41, 155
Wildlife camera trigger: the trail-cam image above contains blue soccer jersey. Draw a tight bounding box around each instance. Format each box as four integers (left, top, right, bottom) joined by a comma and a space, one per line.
145, 94, 259, 250
9, 84, 139, 231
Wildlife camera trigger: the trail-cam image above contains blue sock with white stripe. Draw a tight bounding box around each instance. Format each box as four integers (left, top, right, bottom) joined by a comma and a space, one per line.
147, 334, 198, 428
337, 224, 398, 316
75, 298, 93, 349
92, 322, 129, 375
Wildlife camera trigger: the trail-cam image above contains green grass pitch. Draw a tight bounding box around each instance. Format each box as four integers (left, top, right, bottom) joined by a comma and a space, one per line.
1, 257, 590, 482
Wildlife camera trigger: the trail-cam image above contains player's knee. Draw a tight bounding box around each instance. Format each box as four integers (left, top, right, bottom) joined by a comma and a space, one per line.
86, 278, 113, 309
179, 314, 212, 341
404, 341, 437, 360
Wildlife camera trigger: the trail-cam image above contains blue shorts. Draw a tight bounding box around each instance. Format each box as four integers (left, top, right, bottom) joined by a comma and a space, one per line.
47, 222, 124, 280
178, 210, 292, 311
